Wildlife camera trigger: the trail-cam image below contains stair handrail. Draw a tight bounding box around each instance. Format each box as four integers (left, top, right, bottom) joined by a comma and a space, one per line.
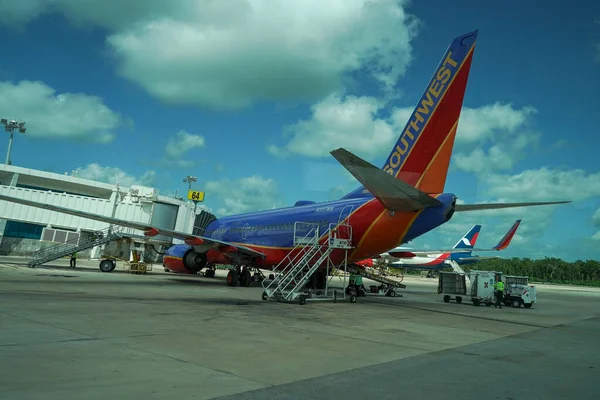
261, 223, 320, 293
29, 225, 124, 259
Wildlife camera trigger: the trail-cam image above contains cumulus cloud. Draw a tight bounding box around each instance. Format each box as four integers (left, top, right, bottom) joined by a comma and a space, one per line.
268, 96, 539, 168
451, 102, 540, 173
483, 168, 600, 203
0, 0, 419, 110
0, 80, 127, 143
162, 130, 206, 167
269, 94, 408, 158
204, 175, 282, 216
73, 163, 156, 188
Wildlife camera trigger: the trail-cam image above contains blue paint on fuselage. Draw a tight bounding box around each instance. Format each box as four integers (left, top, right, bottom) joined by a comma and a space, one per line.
165, 193, 457, 262
203, 197, 368, 248
165, 243, 191, 259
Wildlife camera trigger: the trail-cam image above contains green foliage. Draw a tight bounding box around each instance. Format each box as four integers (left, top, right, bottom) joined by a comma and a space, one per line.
402, 257, 600, 287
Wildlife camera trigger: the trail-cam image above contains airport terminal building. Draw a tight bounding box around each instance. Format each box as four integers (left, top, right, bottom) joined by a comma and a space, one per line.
0, 163, 198, 258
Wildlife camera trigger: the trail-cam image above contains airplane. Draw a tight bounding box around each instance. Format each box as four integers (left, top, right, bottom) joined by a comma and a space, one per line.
0, 30, 570, 290
355, 220, 521, 271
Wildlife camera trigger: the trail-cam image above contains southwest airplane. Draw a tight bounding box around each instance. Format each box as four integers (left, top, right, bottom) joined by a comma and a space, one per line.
0, 30, 570, 288
358, 219, 521, 270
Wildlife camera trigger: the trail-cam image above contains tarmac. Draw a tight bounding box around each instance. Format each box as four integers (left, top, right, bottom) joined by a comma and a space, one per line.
0, 257, 598, 400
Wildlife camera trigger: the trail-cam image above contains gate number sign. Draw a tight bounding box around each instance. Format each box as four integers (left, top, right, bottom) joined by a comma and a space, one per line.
187, 190, 205, 202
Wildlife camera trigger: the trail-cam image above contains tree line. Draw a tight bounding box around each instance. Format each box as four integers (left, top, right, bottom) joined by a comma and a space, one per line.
396, 257, 600, 287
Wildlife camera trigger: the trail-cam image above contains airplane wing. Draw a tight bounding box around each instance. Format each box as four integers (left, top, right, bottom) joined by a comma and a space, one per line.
330, 148, 442, 212
385, 220, 522, 257
0, 194, 266, 260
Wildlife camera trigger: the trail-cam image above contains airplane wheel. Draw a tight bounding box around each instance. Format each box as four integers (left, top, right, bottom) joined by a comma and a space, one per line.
227, 269, 239, 286
240, 270, 252, 287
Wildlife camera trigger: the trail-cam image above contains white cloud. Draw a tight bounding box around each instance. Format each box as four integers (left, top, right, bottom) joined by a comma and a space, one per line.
455, 102, 538, 144
451, 102, 540, 173
74, 163, 155, 188
204, 175, 282, 216
269, 96, 540, 168
0, 80, 127, 143
1, 0, 419, 110
269, 94, 407, 158
483, 168, 600, 203
162, 130, 206, 167
165, 130, 205, 158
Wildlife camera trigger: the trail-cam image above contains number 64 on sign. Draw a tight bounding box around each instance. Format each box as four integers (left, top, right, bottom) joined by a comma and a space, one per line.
187, 190, 205, 202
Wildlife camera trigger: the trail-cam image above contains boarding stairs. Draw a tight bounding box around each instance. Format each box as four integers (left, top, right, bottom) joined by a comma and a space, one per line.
27, 225, 126, 268
447, 260, 466, 274
262, 222, 353, 304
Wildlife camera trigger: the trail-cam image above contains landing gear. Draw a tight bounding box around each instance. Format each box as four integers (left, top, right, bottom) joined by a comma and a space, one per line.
227, 269, 239, 286
226, 265, 261, 287
204, 268, 216, 278
240, 268, 252, 287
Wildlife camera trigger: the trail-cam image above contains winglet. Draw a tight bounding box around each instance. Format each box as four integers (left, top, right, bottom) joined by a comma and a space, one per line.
493, 219, 521, 250
330, 148, 442, 212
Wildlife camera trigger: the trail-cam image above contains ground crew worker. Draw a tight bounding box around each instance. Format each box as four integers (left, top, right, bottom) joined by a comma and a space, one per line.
493, 277, 505, 308
70, 252, 77, 268
354, 273, 365, 296
347, 273, 357, 295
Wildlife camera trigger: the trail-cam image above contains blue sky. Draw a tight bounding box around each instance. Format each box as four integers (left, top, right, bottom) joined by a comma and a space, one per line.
0, 0, 599, 261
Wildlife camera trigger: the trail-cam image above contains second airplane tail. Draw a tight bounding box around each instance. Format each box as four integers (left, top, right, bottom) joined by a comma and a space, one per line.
342, 30, 479, 199
452, 224, 481, 252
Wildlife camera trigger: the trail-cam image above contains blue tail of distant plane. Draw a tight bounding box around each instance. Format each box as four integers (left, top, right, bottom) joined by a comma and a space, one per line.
452, 224, 481, 251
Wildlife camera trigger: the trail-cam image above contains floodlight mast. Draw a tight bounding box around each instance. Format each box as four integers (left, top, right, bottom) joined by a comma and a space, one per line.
1, 119, 26, 166
183, 175, 197, 190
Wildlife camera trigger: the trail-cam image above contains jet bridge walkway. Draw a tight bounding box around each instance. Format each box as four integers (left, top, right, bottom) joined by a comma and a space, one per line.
261, 222, 354, 305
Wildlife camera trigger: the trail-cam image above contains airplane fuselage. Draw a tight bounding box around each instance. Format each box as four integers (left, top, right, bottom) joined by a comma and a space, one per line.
163, 193, 457, 274
388, 251, 486, 270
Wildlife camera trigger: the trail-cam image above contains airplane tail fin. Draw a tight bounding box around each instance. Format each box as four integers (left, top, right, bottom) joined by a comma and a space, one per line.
341, 30, 478, 199
452, 224, 481, 251
492, 219, 521, 250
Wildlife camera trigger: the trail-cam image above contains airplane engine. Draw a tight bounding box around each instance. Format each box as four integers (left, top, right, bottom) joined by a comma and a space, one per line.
163, 244, 207, 274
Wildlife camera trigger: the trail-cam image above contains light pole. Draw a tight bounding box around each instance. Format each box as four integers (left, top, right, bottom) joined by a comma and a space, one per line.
183, 175, 197, 190
1, 119, 26, 166
183, 175, 198, 215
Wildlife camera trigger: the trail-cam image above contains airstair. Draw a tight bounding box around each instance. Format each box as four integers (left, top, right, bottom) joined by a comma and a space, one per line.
261, 222, 354, 305
447, 260, 466, 274
27, 225, 126, 268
